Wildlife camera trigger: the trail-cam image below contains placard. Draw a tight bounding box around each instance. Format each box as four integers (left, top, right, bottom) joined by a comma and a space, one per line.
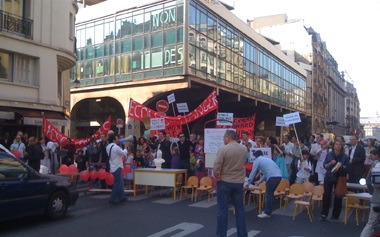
275, 116, 287, 127
150, 118, 165, 130
249, 147, 272, 162
167, 93, 176, 104
176, 103, 189, 113
204, 128, 235, 154
217, 112, 234, 125
283, 112, 301, 125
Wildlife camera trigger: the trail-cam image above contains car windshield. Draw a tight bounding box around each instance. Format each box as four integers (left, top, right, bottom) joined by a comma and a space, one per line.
0, 156, 28, 179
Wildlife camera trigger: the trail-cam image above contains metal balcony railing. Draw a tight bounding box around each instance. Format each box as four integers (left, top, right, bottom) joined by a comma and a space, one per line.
0, 10, 33, 39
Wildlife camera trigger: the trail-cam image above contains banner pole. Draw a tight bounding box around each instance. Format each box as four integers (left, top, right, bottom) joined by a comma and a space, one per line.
293, 123, 302, 158
183, 113, 191, 136
172, 103, 177, 117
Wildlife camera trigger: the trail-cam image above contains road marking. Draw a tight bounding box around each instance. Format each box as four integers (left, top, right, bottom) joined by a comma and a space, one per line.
146, 222, 203, 237
227, 228, 260, 237
189, 197, 217, 208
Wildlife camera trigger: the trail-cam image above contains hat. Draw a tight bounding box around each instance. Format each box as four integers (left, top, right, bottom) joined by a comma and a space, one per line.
320, 140, 328, 146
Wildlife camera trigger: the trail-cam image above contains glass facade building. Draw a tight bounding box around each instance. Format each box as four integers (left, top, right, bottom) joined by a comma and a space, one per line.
73, 0, 306, 112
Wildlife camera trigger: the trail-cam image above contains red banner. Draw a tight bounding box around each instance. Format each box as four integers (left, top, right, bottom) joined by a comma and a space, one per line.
216, 115, 256, 140
150, 124, 183, 138
128, 90, 218, 126
43, 116, 111, 148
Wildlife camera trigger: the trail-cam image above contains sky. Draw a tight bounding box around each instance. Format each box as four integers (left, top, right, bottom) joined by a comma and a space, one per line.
228, 0, 380, 117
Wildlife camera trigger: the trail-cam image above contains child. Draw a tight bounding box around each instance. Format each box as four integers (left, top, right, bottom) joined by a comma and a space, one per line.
273, 144, 288, 180
145, 144, 156, 168
295, 150, 312, 184
195, 148, 206, 181
189, 149, 196, 176
170, 142, 180, 169
124, 150, 134, 190
75, 149, 87, 172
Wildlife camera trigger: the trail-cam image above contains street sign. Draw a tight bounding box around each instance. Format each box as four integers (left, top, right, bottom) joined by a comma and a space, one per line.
167, 93, 176, 104
176, 103, 189, 113
156, 100, 169, 113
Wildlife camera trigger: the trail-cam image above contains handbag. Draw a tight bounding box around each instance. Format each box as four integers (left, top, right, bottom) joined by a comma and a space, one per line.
335, 176, 347, 198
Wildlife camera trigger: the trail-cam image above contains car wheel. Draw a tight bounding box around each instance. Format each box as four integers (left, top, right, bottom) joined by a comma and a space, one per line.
46, 191, 69, 219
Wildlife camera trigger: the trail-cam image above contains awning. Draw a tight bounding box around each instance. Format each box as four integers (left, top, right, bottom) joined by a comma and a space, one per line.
14, 109, 68, 127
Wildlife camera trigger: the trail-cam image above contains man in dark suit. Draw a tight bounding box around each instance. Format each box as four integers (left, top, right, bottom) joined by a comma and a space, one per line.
348, 135, 366, 183
0, 132, 13, 151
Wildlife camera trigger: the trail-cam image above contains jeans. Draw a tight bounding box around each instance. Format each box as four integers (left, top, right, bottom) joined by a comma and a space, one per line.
321, 179, 342, 218
264, 177, 282, 215
216, 181, 247, 237
110, 167, 125, 202
360, 204, 380, 237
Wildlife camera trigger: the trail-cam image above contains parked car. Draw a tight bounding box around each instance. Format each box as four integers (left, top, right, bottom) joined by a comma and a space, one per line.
0, 151, 78, 221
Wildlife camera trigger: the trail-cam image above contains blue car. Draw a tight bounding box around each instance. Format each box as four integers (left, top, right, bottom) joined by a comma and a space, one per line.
0, 151, 79, 221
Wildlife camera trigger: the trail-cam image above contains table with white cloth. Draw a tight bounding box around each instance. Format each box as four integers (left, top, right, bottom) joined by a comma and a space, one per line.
133, 168, 187, 200
347, 182, 368, 191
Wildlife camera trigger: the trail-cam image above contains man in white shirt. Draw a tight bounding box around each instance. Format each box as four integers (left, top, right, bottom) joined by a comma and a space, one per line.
240, 131, 256, 148
310, 133, 323, 184
282, 134, 294, 178
106, 134, 128, 204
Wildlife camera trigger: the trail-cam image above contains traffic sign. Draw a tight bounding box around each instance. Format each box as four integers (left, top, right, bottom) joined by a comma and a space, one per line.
156, 100, 169, 113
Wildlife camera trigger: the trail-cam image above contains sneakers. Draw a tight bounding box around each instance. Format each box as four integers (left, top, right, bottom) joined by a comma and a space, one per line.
257, 212, 271, 218
319, 215, 327, 221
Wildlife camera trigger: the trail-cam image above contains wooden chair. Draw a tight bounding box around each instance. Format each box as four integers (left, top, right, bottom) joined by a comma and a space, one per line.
344, 195, 370, 225
248, 181, 266, 214
180, 176, 198, 201
293, 191, 313, 222
273, 178, 290, 208
303, 182, 314, 197
311, 185, 324, 209
286, 183, 304, 206
195, 176, 213, 201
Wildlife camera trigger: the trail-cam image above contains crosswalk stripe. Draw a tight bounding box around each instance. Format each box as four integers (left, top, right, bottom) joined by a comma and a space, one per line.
226, 228, 260, 237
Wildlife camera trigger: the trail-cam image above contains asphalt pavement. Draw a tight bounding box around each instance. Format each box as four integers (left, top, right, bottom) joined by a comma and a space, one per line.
0, 183, 368, 237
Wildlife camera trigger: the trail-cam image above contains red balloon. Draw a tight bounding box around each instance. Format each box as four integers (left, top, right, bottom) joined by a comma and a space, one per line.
59, 165, 69, 174
106, 172, 114, 185
12, 150, 21, 158
69, 165, 78, 174
90, 170, 98, 180
80, 170, 90, 181
98, 168, 107, 180
123, 165, 132, 175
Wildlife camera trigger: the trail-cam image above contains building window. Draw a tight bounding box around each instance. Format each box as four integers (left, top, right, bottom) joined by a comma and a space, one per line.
1, 0, 24, 17
69, 12, 74, 40
0, 51, 12, 81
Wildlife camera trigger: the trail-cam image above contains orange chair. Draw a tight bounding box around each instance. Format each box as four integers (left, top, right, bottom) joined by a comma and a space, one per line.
195, 176, 213, 201
303, 182, 314, 197
180, 176, 198, 201
274, 178, 290, 208
248, 182, 266, 214
311, 185, 324, 209
286, 184, 304, 206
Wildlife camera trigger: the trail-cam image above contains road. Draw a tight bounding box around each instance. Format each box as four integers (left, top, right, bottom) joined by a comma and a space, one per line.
1, 185, 367, 237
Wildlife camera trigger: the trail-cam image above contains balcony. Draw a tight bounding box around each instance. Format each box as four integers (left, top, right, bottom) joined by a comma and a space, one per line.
0, 10, 33, 39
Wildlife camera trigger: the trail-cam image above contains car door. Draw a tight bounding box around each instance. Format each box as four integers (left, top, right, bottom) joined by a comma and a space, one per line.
0, 154, 48, 220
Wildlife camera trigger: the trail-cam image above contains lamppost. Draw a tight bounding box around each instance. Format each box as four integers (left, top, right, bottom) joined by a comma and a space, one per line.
72, 71, 80, 88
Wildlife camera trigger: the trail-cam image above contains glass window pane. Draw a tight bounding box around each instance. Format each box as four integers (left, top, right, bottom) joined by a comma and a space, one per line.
85, 60, 94, 78
177, 27, 183, 43
95, 45, 104, 58
86, 46, 94, 59
132, 14, 144, 35
144, 35, 151, 49
164, 45, 177, 68
144, 13, 151, 33
133, 36, 143, 50
122, 38, 132, 52
0, 52, 11, 80
151, 48, 163, 68
95, 59, 103, 77
86, 27, 94, 45
189, 5, 196, 29
120, 53, 131, 74
94, 24, 103, 44
131, 51, 143, 72
164, 29, 176, 45
152, 32, 163, 47
120, 18, 132, 38
177, 4, 184, 26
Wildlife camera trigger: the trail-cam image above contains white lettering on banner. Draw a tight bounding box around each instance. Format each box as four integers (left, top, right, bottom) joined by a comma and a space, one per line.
147, 222, 203, 237
152, 8, 176, 28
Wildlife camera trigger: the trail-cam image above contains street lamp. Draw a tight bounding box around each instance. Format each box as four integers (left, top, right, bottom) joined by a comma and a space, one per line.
72, 71, 80, 88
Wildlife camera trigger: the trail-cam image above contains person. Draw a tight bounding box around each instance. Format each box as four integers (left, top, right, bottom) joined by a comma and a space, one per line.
124, 150, 135, 189
290, 137, 309, 184
240, 131, 256, 148
62, 138, 76, 166
75, 149, 87, 172
106, 134, 128, 204
295, 150, 312, 184
0, 132, 13, 151
315, 140, 329, 184
177, 132, 192, 174
309, 133, 323, 184
254, 136, 268, 148
195, 148, 206, 181
170, 142, 180, 169
273, 144, 288, 180
194, 137, 204, 156
364, 138, 376, 177
245, 150, 282, 218
156, 131, 172, 168
282, 134, 294, 179
214, 130, 247, 237
360, 148, 380, 237
189, 149, 196, 176
134, 149, 145, 168
348, 135, 366, 183
39, 137, 51, 173
24, 136, 44, 172
10, 134, 26, 161
320, 139, 350, 220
